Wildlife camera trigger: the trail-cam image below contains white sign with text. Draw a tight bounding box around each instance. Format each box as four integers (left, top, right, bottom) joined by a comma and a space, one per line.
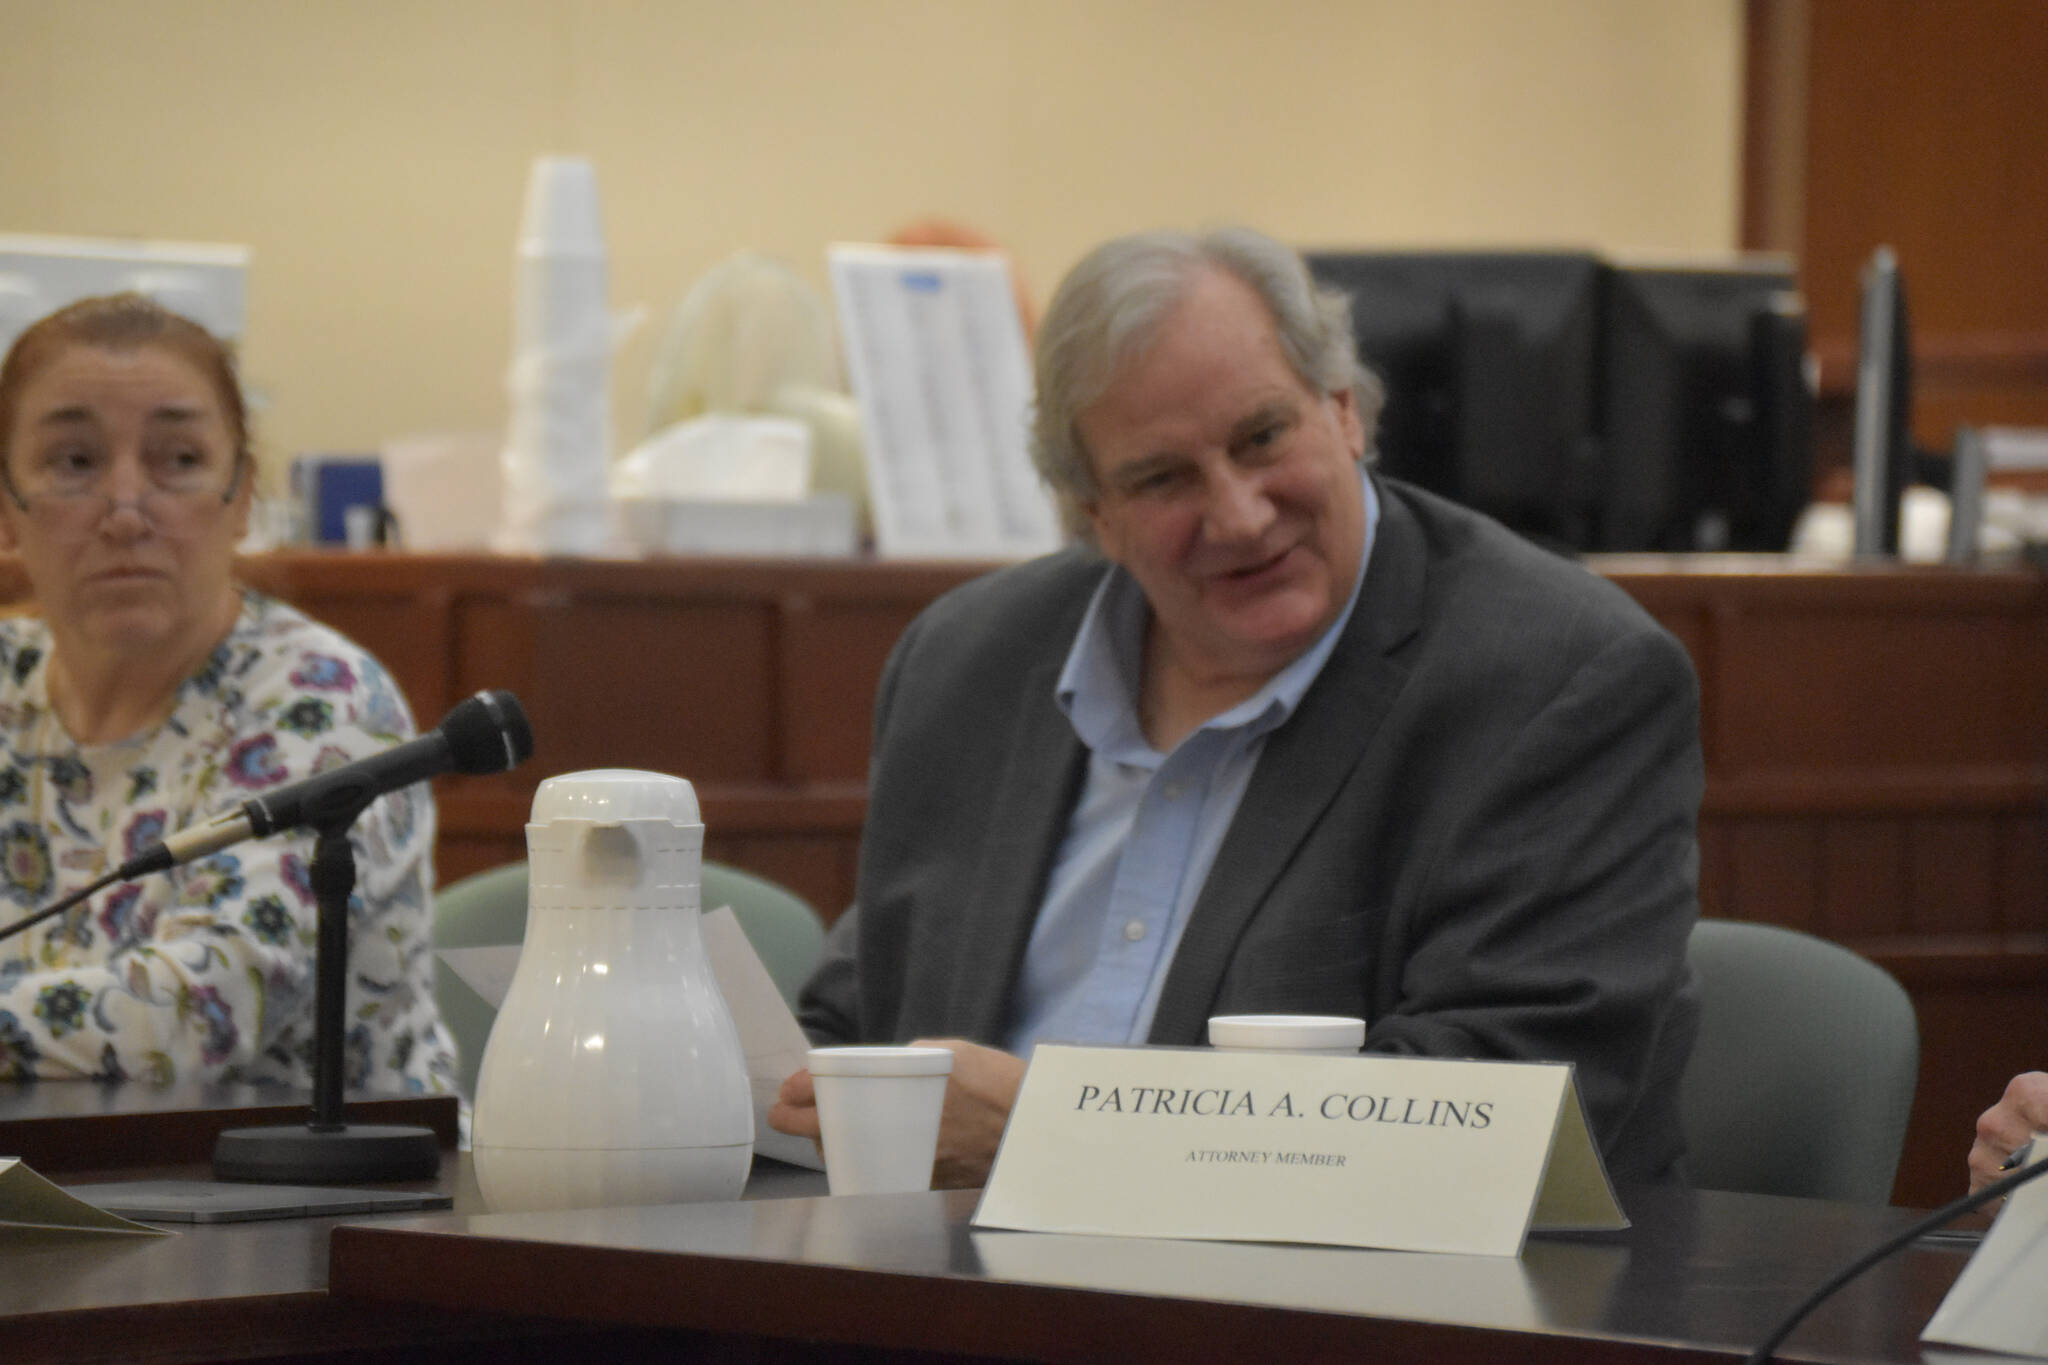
1922, 1140, 2048, 1358
828, 244, 1061, 561
973, 1045, 1625, 1257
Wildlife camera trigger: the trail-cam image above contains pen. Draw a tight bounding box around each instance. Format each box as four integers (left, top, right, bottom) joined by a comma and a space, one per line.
2000, 1139, 2036, 1172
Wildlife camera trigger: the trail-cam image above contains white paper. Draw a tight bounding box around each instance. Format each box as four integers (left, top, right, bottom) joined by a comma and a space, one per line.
828, 244, 1061, 560
437, 906, 824, 1172
973, 1045, 1624, 1257
696, 907, 827, 1170
0, 1158, 169, 1236
1922, 1141, 2048, 1356
438, 943, 521, 1014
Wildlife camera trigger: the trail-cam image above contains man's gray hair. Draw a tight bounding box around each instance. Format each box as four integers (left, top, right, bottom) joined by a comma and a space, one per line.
1029, 226, 1384, 542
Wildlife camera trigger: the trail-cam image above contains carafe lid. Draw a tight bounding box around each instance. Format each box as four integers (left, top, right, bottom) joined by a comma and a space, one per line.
530, 768, 701, 825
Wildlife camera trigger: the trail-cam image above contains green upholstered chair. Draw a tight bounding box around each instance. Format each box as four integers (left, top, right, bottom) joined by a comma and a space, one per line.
1680, 918, 1920, 1204
431, 859, 827, 1100
431, 861, 532, 1104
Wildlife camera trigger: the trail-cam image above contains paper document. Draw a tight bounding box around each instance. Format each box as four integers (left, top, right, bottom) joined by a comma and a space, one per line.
438, 943, 521, 1014
829, 244, 1061, 560
438, 906, 824, 1171
696, 908, 826, 1170
0, 1158, 168, 1236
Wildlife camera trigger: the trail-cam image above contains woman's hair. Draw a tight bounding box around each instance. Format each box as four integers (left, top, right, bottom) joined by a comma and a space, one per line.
0, 293, 251, 471
1029, 226, 1383, 543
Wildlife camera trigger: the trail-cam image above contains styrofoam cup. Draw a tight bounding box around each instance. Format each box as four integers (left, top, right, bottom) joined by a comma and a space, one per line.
1207, 1014, 1366, 1056
807, 1046, 953, 1196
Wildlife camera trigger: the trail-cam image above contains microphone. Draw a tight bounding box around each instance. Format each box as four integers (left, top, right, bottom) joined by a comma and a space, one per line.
125, 689, 534, 878
0, 690, 533, 950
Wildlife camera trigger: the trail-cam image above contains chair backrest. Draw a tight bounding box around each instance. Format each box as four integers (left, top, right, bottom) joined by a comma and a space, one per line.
432, 862, 532, 1104
1680, 918, 1919, 1203
431, 859, 827, 1100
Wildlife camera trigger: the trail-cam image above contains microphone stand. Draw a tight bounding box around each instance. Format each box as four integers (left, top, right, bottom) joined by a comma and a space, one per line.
212, 813, 440, 1183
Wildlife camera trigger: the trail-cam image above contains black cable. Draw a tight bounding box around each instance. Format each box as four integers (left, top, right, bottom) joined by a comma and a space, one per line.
1747, 1152, 2048, 1364
0, 866, 134, 946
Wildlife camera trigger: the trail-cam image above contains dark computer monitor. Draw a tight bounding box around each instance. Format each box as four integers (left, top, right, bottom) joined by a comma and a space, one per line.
1850, 246, 1915, 556
1599, 259, 1813, 552
1304, 251, 1605, 550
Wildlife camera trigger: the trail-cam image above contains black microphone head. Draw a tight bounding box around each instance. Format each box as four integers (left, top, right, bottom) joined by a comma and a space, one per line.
441, 690, 535, 775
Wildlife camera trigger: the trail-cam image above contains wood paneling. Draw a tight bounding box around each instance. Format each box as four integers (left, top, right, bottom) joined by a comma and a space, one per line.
458, 595, 782, 780
781, 596, 925, 781
2002, 809, 2048, 930
1719, 817, 1822, 931
1820, 818, 1909, 938
1746, 0, 2048, 463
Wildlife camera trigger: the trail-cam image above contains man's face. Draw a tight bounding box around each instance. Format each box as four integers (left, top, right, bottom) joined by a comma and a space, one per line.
1078, 267, 1367, 691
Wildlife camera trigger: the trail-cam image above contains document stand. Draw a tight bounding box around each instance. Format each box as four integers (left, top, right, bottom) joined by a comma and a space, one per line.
212, 822, 439, 1183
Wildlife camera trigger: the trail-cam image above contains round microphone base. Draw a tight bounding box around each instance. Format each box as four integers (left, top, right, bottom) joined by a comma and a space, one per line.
211, 1123, 441, 1184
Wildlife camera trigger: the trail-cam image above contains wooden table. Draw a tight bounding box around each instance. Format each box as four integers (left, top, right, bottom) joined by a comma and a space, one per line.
2, 1167, 829, 1365
1, 1080, 824, 1365
0, 1080, 458, 1175
0, 1080, 2021, 1364
327, 1182, 2017, 1364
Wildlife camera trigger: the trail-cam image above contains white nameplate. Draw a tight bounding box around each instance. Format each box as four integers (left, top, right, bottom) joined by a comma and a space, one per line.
972, 1045, 1625, 1257
1922, 1138, 2048, 1357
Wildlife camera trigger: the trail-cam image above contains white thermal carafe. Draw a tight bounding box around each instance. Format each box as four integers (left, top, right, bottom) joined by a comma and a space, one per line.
471, 769, 754, 1211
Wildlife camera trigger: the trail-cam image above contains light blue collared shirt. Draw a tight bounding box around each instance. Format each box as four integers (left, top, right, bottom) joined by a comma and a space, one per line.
1004, 474, 1380, 1057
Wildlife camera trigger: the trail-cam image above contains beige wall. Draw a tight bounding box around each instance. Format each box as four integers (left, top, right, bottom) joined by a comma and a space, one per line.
0, 0, 1742, 472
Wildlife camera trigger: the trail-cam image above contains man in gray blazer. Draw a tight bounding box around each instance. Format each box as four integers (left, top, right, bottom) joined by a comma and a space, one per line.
772, 227, 1702, 1189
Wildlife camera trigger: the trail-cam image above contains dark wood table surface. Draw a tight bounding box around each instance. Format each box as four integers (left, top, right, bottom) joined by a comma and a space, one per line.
1, 1080, 821, 1363
0, 1079, 460, 1174
4, 1081, 2030, 1365
3, 1156, 824, 1365
327, 1181, 2026, 1365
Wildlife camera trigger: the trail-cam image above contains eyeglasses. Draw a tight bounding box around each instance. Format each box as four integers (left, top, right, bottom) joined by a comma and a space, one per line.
2, 451, 247, 540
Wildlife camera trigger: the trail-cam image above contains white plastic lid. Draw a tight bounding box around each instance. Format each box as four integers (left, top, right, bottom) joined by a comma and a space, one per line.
529, 768, 701, 825
806, 1046, 955, 1078
1207, 1014, 1366, 1052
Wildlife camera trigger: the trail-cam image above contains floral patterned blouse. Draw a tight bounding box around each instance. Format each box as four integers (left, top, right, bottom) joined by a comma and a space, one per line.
0, 593, 456, 1095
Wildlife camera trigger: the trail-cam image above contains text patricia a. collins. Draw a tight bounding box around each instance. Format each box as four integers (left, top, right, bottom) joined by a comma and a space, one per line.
1073, 1085, 1495, 1128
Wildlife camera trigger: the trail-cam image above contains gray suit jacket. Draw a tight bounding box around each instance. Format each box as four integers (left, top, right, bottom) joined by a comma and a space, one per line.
801, 476, 1703, 1182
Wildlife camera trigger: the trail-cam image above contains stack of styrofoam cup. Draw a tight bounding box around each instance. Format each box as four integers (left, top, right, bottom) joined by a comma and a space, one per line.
496, 155, 619, 555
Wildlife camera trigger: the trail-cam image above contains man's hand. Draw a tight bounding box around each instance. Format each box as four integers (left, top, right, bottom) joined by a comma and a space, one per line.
908, 1038, 1028, 1189
767, 1067, 824, 1147
766, 1039, 1027, 1190
1969, 1071, 2048, 1193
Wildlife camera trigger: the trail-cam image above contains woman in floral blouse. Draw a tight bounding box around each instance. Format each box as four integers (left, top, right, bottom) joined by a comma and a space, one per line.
0, 294, 454, 1095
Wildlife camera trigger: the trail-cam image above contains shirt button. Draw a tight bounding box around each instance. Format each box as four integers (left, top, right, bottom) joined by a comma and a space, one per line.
1162, 782, 1183, 800
1123, 919, 1147, 942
